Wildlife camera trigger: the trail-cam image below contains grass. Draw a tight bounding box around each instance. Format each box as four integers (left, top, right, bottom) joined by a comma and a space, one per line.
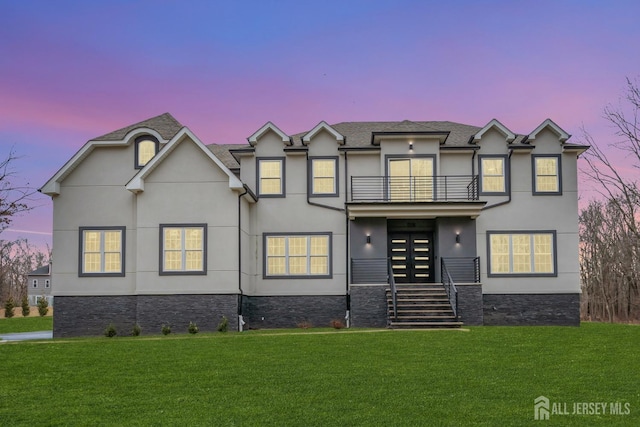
0, 316, 52, 333
0, 323, 638, 426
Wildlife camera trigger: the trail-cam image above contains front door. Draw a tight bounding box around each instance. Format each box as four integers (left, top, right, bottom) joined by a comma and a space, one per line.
388, 232, 435, 283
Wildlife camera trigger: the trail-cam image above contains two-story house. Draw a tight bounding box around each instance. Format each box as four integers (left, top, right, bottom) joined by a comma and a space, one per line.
41, 113, 588, 337
27, 264, 53, 307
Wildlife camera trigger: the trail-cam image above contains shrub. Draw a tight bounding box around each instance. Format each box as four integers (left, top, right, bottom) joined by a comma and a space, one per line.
188, 321, 199, 334
161, 324, 171, 335
132, 324, 141, 336
21, 295, 30, 317
330, 319, 345, 329
104, 323, 117, 338
297, 321, 312, 329
4, 298, 15, 318
37, 296, 49, 317
217, 316, 229, 333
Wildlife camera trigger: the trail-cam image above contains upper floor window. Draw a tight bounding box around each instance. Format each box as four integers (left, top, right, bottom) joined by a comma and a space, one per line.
264, 233, 331, 278
479, 156, 507, 195
387, 156, 434, 201
258, 158, 285, 197
310, 157, 338, 196
32, 279, 38, 288
45, 279, 51, 288
532, 155, 561, 195
79, 227, 125, 276
135, 135, 160, 169
488, 231, 556, 276
160, 224, 207, 275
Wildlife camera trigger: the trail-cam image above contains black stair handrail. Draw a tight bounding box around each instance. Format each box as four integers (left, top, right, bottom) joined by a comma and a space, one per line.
387, 258, 398, 321
440, 258, 459, 320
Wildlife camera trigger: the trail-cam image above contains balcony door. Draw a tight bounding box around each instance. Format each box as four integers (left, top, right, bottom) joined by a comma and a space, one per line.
388, 232, 435, 283
388, 158, 434, 202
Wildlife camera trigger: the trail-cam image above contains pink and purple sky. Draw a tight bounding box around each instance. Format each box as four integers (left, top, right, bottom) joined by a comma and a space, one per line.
1, 0, 639, 250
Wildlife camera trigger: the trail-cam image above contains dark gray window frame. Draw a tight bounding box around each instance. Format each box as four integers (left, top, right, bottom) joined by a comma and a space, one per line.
78, 226, 126, 277
532, 154, 562, 195
486, 230, 558, 277
478, 154, 509, 196
262, 232, 333, 279
384, 154, 437, 200
159, 223, 208, 276
308, 156, 339, 197
134, 135, 160, 169
256, 157, 286, 198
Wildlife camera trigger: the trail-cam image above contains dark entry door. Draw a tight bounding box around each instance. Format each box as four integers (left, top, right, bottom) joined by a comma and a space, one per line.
388, 232, 434, 283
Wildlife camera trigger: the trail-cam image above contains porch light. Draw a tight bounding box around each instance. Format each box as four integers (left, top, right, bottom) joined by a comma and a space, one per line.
455, 233, 461, 244
366, 235, 371, 244
409, 142, 414, 150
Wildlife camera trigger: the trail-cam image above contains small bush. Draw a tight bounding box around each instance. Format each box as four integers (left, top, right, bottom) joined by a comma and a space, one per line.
37, 296, 49, 317
297, 321, 312, 329
4, 298, 15, 318
161, 324, 171, 335
330, 319, 345, 329
104, 323, 117, 338
21, 295, 30, 317
132, 324, 141, 336
188, 321, 199, 334
217, 316, 229, 333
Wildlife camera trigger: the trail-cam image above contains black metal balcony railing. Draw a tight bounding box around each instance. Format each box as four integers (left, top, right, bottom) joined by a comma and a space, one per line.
350, 175, 479, 203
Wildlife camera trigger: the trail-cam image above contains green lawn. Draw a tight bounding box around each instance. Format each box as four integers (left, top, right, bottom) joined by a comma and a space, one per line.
0, 323, 638, 426
0, 316, 52, 333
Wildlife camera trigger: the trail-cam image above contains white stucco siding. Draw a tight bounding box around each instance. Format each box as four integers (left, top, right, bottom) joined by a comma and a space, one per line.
439, 152, 473, 176
52, 146, 138, 296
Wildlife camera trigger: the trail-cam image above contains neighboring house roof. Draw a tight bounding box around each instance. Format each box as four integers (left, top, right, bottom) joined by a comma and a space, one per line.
28, 265, 50, 276
93, 113, 183, 141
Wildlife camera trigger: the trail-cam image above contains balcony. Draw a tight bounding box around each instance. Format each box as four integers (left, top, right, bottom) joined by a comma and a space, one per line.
347, 175, 485, 219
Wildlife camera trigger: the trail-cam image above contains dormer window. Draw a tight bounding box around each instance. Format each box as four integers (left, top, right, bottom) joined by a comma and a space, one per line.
135, 135, 159, 169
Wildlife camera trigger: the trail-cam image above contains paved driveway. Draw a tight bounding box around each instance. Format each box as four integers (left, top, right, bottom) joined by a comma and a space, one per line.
0, 331, 53, 342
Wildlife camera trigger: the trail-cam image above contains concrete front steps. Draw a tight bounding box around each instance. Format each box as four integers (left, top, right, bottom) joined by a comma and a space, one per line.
386, 283, 462, 329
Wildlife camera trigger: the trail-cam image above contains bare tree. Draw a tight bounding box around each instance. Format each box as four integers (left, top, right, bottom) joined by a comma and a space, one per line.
0, 147, 35, 234
580, 77, 640, 322
0, 239, 51, 304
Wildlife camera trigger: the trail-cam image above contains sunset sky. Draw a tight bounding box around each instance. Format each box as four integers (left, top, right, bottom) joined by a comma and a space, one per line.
1, 0, 639, 249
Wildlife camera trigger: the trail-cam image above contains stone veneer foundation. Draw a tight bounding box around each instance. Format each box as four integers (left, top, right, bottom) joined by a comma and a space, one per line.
482, 293, 580, 326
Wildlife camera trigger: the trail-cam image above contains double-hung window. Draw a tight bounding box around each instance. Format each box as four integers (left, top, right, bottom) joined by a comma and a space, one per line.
310, 157, 338, 196
160, 224, 207, 275
532, 155, 561, 195
32, 279, 38, 288
79, 227, 125, 276
479, 156, 507, 195
258, 158, 285, 197
488, 231, 556, 276
264, 233, 331, 278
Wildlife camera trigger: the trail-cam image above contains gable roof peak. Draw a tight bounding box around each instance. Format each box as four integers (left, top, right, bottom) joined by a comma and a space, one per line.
473, 119, 516, 143
528, 118, 571, 142
301, 121, 345, 145
247, 121, 292, 146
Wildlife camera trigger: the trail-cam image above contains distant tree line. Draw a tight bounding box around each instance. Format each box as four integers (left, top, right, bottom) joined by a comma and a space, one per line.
580, 78, 640, 322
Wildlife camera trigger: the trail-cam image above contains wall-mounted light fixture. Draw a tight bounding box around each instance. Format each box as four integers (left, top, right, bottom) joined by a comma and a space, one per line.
409, 141, 414, 151
455, 233, 461, 244
366, 234, 371, 244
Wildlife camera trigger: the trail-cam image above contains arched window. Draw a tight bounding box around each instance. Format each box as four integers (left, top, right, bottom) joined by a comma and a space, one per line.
135, 135, 159, 168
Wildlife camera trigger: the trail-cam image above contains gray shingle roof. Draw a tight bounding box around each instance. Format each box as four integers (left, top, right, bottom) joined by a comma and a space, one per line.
93, 113, 183, 141
29, 265, 50, 276
207, 144, 241, 169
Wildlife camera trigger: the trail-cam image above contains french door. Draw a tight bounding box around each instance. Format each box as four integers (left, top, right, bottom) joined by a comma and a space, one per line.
388, 232, 435, 283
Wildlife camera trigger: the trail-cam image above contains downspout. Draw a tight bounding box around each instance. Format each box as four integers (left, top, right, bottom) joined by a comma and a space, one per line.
237, 184, 249, 331
305, 151, 345, 212
481, 149, 513, 211
344, 150, 350, 327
